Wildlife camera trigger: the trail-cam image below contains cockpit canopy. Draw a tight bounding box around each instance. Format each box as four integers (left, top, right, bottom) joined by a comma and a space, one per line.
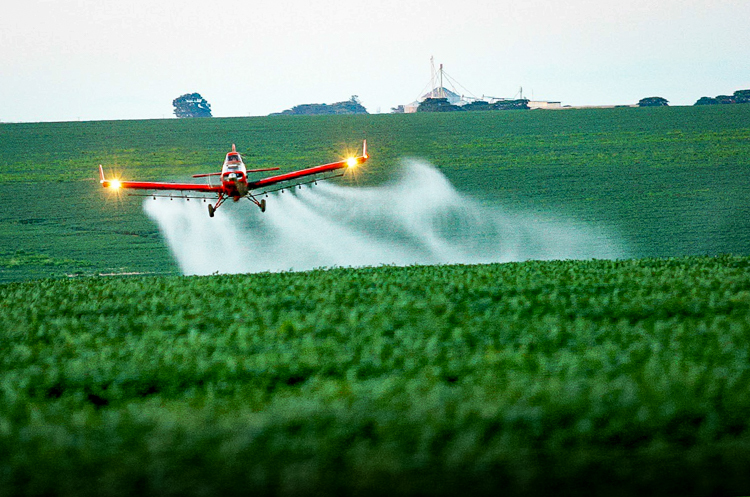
226, 153, 241, 163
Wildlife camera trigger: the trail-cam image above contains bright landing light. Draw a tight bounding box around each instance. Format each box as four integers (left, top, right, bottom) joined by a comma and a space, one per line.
109, 179, 122, 189
346, 157, 358, 168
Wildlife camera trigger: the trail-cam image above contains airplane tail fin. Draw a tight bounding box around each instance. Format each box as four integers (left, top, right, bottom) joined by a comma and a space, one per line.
99, 165, 105, 183
363, 139, 368, 159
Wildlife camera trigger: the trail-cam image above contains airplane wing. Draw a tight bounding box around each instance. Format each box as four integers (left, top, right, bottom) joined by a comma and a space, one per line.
99, 165, 222, 193
248, 140, 368, 191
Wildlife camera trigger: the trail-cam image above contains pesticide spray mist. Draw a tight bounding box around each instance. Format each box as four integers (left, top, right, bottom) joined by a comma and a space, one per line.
144, 160, 627, 275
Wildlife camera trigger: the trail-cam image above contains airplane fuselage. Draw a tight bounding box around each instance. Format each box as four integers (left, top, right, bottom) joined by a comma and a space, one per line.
221, 150, 249, 199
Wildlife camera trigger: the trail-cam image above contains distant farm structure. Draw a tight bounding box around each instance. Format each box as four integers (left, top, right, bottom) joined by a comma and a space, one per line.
392, 58, 562, 113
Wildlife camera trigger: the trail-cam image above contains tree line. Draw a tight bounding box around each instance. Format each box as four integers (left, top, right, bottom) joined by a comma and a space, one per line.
416, 97, 530, 112
269, 96, 368, 116
171, 89, 750, 118
695, 89, 750, 106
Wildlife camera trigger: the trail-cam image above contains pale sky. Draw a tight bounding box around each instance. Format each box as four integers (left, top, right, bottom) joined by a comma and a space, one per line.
2, 0, 748, 122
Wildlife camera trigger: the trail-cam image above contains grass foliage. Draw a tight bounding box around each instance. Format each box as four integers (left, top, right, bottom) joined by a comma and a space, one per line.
2, 256, 750, 495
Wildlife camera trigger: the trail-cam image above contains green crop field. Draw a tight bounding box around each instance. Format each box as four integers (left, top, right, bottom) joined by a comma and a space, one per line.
1, 106, 750, 495
2, 256, 750, 495
1, 104, 749, 281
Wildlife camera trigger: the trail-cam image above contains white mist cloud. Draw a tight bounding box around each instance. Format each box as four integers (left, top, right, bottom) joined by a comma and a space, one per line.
143, 160, 627, 275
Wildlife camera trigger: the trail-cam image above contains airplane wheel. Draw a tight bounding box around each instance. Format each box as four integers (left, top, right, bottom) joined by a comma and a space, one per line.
208, 204, 215, 217
260, 199, 266, 213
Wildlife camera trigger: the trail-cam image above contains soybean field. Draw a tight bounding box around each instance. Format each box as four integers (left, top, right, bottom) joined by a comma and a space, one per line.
2, 256, 750, 495
1, 104, 749, 281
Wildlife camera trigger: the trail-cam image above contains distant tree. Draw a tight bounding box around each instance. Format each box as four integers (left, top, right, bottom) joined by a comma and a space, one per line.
391, 105, 406, 114
462, 100, 493, 112
491, 99, 530, 111
734, 89, 750, 104
715, 95, 736, 105
695, 96, 719, 105
330, 96, 368, 114
173, 93, 212, 118
270, 96, 368, 116
459, 99, 531, 112
694, 90, 749, 106
637, 97, 669, 107
417, 98, 463, 112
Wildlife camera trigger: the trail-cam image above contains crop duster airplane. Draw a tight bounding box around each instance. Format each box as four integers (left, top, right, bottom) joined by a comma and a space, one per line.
99, 141, 368, 217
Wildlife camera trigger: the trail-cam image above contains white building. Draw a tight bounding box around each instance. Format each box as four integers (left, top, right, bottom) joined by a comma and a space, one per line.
528, 100, 563, 110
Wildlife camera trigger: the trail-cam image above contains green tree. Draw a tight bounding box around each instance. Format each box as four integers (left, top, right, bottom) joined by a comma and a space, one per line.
694, 96, 719, 105
637, 97, 669, 107
732, 89, 750, 104
173, 93, 212, 118
461, 99, 530, 112
715, 95, 736, 105
462, 100, 493, 111
270, 96, 368, 116
417, 98, 463, 112
492, 99, 530, 110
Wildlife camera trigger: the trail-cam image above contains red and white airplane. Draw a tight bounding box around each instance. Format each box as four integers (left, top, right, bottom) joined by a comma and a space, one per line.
99, 140, 368, 217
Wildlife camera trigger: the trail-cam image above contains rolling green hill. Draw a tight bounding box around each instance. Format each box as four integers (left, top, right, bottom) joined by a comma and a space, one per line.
1, 105, 749, 281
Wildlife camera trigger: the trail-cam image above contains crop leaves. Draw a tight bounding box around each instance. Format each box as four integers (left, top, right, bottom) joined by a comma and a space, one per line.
1, 257, 750, 494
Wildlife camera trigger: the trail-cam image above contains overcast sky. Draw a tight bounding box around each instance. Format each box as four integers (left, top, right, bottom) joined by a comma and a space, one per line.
2, 0, 748, 122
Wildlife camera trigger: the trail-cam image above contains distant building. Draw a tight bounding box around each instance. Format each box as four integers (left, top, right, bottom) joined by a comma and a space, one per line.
394, 58, 563, 113
528, 100, 562, 110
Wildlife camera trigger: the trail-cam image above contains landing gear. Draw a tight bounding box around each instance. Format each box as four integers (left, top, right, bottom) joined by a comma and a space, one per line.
247, 194, 266, 213
208, 193, 265, 217
207, 193, 226, 218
